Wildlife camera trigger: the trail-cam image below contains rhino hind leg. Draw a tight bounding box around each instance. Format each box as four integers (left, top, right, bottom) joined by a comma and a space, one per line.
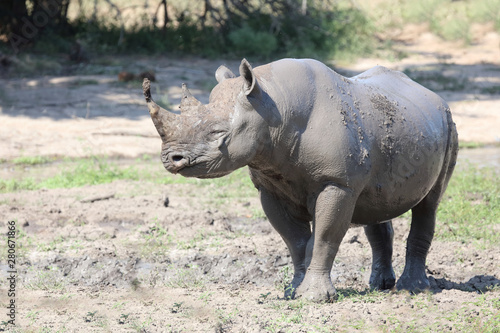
397, 177, 452, 292
364, 221, 396, 290
397, 123, 458, 292
396, 197, 437, 292
396, 134, 458, 292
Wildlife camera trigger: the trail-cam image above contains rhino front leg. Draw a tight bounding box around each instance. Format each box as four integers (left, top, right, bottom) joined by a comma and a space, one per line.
295, 184, 356, 302
259, 188, 312, 299
364, 221, 396, 290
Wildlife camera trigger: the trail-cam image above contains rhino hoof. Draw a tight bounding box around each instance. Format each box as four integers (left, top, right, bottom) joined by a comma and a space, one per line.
294, 273, 338, 303
369, 269, 396, 290
396, 275, 430, 293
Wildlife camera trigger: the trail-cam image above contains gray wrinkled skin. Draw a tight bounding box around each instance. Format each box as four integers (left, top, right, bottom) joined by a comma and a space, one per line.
143, 58, 458, 302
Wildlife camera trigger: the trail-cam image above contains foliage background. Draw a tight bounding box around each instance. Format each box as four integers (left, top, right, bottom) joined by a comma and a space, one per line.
0, 0, 378, 60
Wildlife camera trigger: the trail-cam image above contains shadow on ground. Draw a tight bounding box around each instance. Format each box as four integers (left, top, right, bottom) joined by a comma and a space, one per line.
430, 275, 500, 293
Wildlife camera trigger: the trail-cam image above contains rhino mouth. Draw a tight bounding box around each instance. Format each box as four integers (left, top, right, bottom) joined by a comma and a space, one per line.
175, 161, 231, 178
180, 168, 231, 178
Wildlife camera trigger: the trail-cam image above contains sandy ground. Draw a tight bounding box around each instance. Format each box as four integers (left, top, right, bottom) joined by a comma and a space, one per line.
0, 30, 499, 332
0, 178, 498, 331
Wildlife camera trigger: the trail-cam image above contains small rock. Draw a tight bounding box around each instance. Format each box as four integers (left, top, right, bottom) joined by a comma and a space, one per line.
348, 235, 361, 244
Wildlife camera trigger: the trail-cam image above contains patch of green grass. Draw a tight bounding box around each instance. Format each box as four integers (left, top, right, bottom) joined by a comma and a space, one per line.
12, 156, 52, 166
337, 288, 387, 303
459, 142, 486, 149
0, 178, 36, 193
437, 164, 500, 246
0, 156, 140, 192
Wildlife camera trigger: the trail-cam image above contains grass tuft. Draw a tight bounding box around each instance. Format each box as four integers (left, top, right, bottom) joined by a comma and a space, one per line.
12, 156, 52, 166
0, 156, 139, 192
437, 164, 500, 246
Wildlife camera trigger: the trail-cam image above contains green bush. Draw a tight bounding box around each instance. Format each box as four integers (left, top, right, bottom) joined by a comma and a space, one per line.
1, 1, 375, 62
228, 25, 278, 58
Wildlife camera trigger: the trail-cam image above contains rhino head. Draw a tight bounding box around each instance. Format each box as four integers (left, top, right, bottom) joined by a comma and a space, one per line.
143, 59, 270, 178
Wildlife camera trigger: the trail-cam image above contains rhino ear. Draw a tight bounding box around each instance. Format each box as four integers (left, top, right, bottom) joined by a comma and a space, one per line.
239, 58, 260, 97
215, 65, 236, 83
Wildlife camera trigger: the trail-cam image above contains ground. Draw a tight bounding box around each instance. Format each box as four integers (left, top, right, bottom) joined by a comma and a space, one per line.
0, 29, 499, 332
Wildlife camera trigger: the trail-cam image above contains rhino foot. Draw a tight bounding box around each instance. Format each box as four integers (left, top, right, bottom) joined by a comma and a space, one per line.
294, 271, 337, 303
369, 268, 396, 290
396, 270, 430, 293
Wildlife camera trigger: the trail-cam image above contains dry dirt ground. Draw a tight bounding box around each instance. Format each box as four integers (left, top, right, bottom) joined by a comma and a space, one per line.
0, 30, 500, 332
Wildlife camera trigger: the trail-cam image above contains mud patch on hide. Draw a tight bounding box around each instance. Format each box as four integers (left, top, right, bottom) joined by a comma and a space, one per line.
370, 93, 402, 168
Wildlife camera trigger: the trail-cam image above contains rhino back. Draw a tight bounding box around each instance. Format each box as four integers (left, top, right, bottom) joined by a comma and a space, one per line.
251, 60, 453, 223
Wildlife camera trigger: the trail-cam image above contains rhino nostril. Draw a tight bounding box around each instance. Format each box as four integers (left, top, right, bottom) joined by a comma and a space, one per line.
171, 155, 184, 163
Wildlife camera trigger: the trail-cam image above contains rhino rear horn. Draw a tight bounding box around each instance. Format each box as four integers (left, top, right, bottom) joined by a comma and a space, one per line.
180, 83, 203, 110
143, 78, 176, 138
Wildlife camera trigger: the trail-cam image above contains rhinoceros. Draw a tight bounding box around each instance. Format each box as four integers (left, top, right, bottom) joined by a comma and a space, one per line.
142, 58, 458, 302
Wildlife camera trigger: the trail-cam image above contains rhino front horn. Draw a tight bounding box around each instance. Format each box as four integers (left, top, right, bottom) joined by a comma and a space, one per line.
143, 78, 176, 138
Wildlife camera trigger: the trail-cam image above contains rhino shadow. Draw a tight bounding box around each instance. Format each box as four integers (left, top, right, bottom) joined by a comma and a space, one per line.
335, 275, 500, 299
429, 274, 500, 294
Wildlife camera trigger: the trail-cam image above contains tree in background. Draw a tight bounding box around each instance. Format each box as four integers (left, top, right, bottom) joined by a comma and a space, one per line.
1, 0, 71, 52
0, 0, 373, 60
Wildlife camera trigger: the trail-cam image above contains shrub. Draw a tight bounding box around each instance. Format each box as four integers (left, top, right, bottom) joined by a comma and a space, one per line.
1, 0, 375, 61
228, 25, 278, 58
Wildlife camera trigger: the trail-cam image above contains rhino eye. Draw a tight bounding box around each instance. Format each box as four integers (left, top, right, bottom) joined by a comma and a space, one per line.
209, 130, 226, 141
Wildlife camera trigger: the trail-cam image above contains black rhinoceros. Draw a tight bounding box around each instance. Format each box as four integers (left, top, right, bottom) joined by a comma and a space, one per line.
143, 58, 458, 302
